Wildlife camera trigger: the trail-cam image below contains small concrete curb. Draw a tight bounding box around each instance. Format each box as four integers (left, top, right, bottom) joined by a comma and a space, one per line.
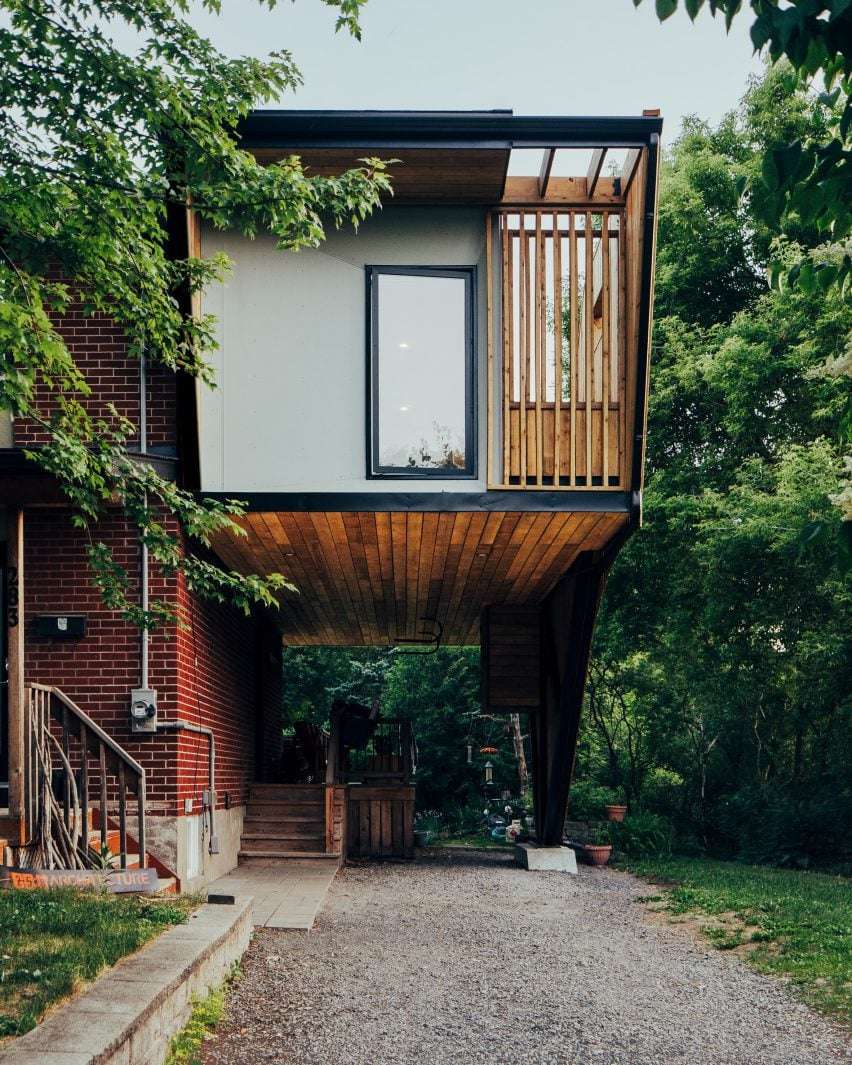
0, 896, 253, 1065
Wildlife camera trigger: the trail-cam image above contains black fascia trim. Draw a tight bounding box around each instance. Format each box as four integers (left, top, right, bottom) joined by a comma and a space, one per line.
366, 265, 477, 481
629, 132, 660, 514
196, 490, 632, 514
237, 111, 663, 150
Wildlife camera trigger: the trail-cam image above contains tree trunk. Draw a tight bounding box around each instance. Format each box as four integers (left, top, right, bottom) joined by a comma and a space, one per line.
509, 713, 529, 795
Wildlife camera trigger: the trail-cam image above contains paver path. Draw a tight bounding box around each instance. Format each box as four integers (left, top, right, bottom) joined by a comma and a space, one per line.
208, 858, 339, 929
203, 850, 850, 1065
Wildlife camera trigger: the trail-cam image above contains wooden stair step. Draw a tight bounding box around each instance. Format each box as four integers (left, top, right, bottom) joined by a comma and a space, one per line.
246, 803, 324, 818
242, 818, 323, 831
239, 849, 336, 861
240, 840, 325, 854
241, 830, 325, 841
249, 785, 325, 801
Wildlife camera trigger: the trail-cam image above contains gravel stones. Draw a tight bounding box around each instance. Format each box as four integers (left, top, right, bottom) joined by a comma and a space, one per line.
203, 850, 851, 1065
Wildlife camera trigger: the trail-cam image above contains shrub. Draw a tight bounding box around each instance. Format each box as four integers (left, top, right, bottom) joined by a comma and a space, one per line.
568, 780, 621, 819
712, 787, 852, 868
612, 811, 674, 858
640, 767, 684, 814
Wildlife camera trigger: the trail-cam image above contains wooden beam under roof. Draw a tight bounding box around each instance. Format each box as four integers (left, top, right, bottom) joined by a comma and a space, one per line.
499, 176, 624, 208
538, 148, 556, 197
619, 147, 643, 197
586, 148, 607, 197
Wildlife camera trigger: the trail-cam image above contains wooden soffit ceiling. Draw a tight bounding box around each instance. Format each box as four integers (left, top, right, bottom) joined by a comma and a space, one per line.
250, 147, 510, 204
212, 510, 628, 646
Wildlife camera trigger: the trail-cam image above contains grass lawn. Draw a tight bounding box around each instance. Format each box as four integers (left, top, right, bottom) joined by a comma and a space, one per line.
624, 857, 851, 1024
0, 888, 198, 1038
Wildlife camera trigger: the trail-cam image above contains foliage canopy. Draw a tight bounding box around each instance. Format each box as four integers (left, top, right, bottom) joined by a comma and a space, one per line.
0, 0, 388, 624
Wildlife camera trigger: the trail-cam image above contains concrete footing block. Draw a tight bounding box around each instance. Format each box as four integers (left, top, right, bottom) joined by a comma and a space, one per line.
515, 842, 578, 873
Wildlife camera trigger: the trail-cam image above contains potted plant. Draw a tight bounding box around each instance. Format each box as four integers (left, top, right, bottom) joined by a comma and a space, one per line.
583, 824, 613, 866
604, 789, 628, 823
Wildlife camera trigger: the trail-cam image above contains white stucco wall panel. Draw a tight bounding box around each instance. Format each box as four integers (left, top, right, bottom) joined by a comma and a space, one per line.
200, 207, 488, 493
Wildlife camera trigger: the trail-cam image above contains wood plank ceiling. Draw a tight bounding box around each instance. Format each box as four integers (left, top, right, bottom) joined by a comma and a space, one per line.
250, 148, 510, 204
212, 511, 628, 646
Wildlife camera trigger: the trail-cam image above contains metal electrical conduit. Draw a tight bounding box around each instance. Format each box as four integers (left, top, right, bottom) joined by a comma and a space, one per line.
138, 354, 218, 856
155, 719, 219, 854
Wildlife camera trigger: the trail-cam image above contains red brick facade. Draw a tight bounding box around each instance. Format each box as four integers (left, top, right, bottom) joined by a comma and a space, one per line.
23, 510, 282, 818
16, 288, 283, 870
13, 286, 176, 454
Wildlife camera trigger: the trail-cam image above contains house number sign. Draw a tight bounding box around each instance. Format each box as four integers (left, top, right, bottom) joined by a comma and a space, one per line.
6, 567, 18, 627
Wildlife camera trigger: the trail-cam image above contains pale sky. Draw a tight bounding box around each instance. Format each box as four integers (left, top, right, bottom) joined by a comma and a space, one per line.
185, 0, 765, 143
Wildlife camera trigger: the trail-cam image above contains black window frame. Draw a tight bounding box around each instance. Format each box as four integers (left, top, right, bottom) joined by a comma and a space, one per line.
366, 264, 477, 480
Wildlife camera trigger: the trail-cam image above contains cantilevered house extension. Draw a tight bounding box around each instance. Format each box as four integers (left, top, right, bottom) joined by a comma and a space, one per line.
0, 109, 659, 886
202, 109, 661, 849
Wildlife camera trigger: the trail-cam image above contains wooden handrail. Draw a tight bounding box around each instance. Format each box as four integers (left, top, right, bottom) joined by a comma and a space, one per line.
23, 683, 147, 871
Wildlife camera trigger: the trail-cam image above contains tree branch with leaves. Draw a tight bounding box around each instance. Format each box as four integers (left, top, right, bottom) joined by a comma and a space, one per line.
0, 0, 391, 625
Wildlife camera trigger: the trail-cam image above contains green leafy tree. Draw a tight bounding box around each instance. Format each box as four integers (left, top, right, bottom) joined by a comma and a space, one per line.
0, 0, 390, 624
584, 69, 851, 866
635, 0, 851, 293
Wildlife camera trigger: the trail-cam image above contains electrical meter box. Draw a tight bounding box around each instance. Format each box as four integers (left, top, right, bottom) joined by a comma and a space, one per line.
130, 688, 158, 733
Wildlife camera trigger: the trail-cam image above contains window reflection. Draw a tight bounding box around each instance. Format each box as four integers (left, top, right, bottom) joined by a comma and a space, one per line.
372, 269, 473, 476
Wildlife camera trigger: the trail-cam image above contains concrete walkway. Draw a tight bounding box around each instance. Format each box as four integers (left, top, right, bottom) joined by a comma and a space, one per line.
207, 858, 339, 929
203, 850, 851, 1065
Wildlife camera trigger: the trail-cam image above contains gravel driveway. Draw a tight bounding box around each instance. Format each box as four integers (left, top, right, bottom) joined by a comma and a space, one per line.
203, 850, 850, 1065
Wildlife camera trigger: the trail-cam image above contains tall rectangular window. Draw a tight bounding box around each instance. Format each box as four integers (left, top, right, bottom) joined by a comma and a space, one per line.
368, 266, 476, 478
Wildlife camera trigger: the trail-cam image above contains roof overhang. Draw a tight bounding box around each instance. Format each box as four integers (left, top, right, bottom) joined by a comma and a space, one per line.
237, 109, 662, 206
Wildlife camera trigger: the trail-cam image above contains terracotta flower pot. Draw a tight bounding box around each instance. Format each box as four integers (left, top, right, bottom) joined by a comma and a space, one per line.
584, 844, 613, 867
605, 804, 628, 823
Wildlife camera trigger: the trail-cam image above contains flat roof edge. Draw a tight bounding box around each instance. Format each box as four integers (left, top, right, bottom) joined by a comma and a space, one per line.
237, 110, 663, 149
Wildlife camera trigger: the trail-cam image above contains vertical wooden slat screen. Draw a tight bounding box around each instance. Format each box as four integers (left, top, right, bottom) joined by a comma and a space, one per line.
584, 210, 594, 483
519, 210, 528, 486
489, 207, 627, 490
552, 210, 562, 484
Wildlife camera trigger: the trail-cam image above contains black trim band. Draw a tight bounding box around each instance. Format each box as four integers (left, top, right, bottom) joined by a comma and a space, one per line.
196, 490, 631, 514
238, 110, 664, 150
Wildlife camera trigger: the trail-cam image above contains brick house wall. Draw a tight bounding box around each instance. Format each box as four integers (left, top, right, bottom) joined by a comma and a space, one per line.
22, 508, 283, 839
12, 284, 176, 455
16, 285, 283, 881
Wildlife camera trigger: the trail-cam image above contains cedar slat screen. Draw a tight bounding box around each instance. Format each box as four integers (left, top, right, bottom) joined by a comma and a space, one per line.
490, 209, 626, 489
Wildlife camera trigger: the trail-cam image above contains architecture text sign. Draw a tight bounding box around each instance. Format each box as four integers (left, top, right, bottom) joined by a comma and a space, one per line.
0, 865, 159, 894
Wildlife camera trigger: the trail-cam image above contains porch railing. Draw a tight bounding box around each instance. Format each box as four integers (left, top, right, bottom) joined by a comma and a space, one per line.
341, 718, 415, 784
22, 683, 146, 870
487, 207, 628, 490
